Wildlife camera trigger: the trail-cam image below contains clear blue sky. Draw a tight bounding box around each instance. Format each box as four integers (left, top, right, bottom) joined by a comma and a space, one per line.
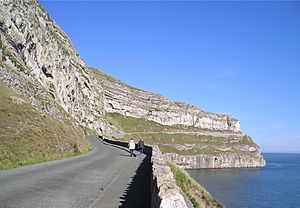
40, 1, 300, 153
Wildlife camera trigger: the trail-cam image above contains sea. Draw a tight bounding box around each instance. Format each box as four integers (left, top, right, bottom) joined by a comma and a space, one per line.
188, 153, 300, 208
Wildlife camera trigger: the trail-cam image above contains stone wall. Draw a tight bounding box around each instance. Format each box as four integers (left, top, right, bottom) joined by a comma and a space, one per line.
151, 145, 192, 208
103, 139, 192, 208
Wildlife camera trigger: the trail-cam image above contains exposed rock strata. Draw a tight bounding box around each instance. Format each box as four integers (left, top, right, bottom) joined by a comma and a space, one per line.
90, 69, 266, 168
164, 152, 266, 169
161, 133, 266, 168
0, 0, 120, 136
1, 0, 242, 136
89, 69, 241, 132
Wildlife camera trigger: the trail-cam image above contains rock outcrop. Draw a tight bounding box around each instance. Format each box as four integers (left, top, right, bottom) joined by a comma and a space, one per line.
162, 134, 266, 168
89, 69, 240, 132
0, 0, 120, 136
164, 152, 266, 169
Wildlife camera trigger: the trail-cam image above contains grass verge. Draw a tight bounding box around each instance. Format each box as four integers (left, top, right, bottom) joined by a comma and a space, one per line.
167, 160, 222, 208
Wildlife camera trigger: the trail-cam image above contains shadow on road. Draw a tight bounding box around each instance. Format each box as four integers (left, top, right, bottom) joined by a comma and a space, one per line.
99, 137, 152, 207
119, 154, 137, 157
102, 139, 137, 157
118, 154, 151, 208
99, 138, 130, 153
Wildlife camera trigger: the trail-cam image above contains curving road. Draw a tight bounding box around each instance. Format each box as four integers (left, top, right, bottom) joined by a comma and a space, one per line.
0, 137, 151, 208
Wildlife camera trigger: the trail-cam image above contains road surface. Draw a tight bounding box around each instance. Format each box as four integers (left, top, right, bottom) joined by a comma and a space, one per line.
0, 137, 151, 208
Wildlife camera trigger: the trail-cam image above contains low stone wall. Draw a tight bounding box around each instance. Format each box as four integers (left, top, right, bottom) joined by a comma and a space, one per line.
151, 145, 192, 208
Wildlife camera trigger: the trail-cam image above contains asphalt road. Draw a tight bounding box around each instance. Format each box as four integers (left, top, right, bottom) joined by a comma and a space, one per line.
0, 137, 151, 208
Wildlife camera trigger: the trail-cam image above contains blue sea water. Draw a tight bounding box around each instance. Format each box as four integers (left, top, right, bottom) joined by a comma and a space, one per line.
188, 154, 300, 208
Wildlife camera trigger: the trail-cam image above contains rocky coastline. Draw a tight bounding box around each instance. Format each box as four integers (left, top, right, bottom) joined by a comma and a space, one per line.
164, 152, 266, 169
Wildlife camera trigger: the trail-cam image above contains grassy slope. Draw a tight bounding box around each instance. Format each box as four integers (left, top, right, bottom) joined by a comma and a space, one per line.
90, 68, 147, 92
106, 113, 254, 156
168, 161, 222, 208
0, 80, 91, 171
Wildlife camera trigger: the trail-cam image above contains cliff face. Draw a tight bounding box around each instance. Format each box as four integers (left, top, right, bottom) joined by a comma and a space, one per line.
164, 152, 266, 169
89, 69, 240, 132
90, 70, 266, 168
0, 1, 118, 135
0, 0, 242, 136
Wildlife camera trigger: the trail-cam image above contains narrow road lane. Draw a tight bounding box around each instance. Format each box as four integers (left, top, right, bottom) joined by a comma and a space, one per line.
0, 137, 151, 208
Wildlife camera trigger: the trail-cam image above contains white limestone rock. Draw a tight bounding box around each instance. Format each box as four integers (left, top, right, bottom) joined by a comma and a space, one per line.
0, 1, 115, 136
164, 151, 266, 169
89, 68, 241, 132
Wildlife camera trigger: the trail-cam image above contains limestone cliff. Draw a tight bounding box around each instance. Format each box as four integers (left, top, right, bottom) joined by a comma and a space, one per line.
89, 69, 240, 133
0, 0, 119, 136
89, 69, 266, 168
164, 151, 266, 169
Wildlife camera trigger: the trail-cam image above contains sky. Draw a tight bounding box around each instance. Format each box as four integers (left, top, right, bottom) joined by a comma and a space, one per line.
40, 0, 300, 153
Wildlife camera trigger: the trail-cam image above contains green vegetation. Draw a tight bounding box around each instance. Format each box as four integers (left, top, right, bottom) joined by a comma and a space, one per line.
90, 68, 147, 92
168, 161, 222, 208
80, 125, 98, 136
105, 112, 254, 156
90, 68, 120, 83
47, 27, 70, 57
1, 47, 28, 74
106, 112, 179, 133
61, 46, 70, 56
0, 80, 91, 171
123, 132, 253, 156
0, 36, 3, 49
38, 1, 46, 13
106, 112, 210, 133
